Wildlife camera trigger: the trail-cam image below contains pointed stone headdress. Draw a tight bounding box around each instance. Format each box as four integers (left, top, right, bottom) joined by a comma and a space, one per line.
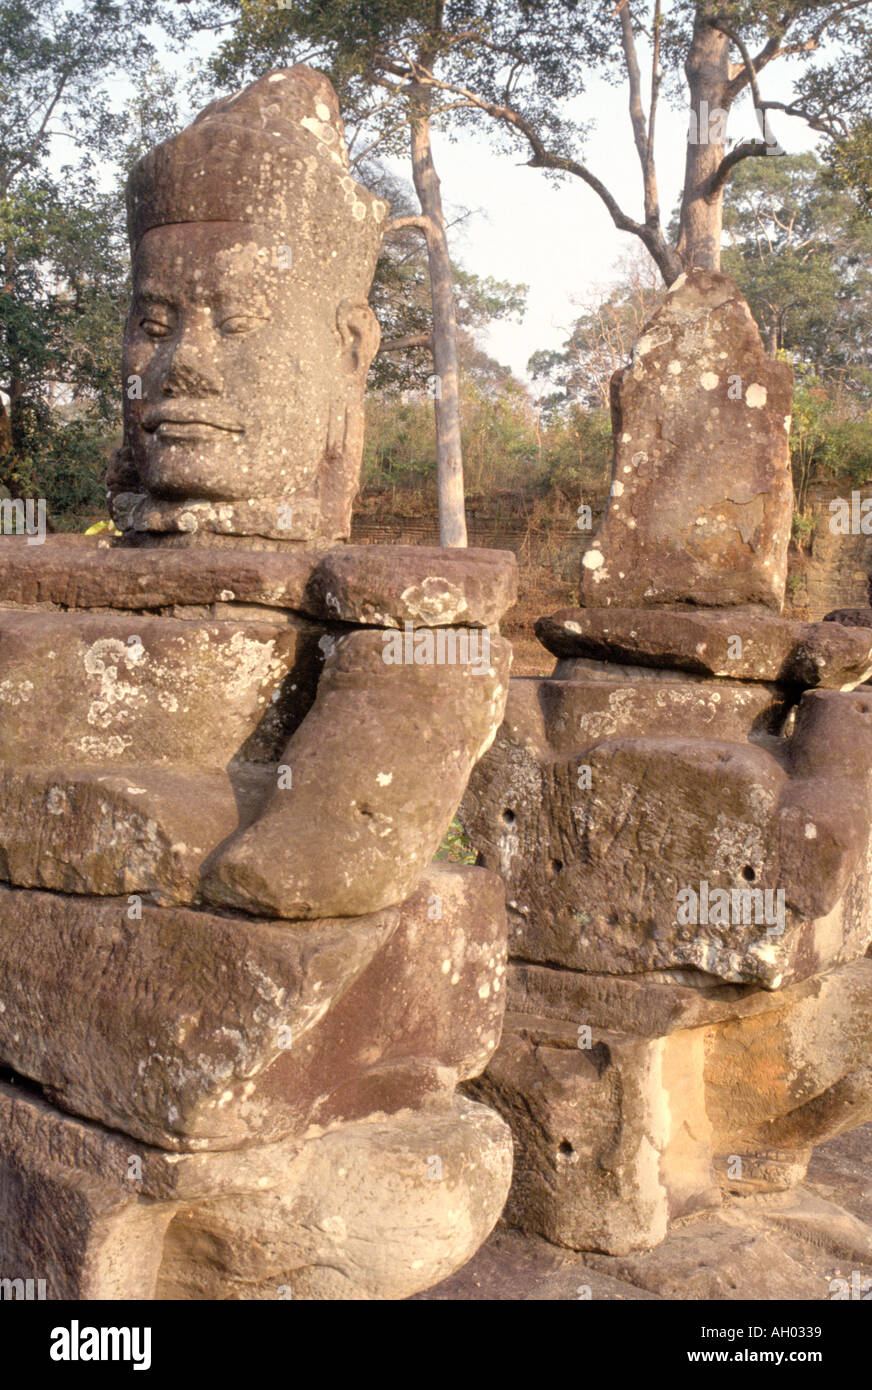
126, 64, 387, 296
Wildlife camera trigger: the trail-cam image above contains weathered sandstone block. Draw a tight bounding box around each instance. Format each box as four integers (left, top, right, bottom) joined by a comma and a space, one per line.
0, 763, 270, 900
0, 865, 506, 1150
0, 609, 320, 766
578, 268, 793, 610
463, 683, 872, 987
0, 1084, 511, 1301
155, 1097, 512, 1300
202, 630, 512, 918
0, 61, 516, 1301
539, 606, 872, 689
0, 535, 516, 629
471, 959, 872, 1255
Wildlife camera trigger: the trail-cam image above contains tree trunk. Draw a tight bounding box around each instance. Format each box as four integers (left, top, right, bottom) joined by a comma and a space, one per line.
408, 79, 467, 547
676, 14, 731, 272
1, 243, 22, 485
0, 396, 12, 470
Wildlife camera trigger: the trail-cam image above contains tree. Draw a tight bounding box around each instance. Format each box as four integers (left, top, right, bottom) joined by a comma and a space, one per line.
722, 152, 872, 398
322, 1, 872, 285
363, 163, 526, 391
0, 0, 183, 516
529, 248, 662, 410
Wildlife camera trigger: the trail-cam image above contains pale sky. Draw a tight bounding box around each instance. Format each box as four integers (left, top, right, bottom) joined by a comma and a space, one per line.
430, 74, 820, 379
89, 20, 823, 383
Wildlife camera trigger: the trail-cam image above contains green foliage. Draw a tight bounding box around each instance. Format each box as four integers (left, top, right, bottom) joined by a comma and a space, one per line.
539, 405, 612, 501
789, 366, 872, 508
0, 0, 185, 522
825, 118, 872, 215
461, 372, 538, 493
365, 163, 527, 392
529, 248, 661, 410
198, 0, 593, 159
722, 155, 872, 398
791, 509, 816, 550
434, 815, 476, 864
364, 362, 539, 494
817, 415, 872, 487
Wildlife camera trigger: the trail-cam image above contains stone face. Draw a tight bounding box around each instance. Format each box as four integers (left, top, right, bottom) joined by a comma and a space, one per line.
578, 268, 793, 610
0, 63, 516, 1301
537, 606, 872, 689
202, 629, 512, 919
0, 865, 505, 1150
111, 66, 387, 546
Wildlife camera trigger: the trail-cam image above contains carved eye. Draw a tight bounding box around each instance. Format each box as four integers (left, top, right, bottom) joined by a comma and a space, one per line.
219, 315, 263, 336
140, 317, 173, 340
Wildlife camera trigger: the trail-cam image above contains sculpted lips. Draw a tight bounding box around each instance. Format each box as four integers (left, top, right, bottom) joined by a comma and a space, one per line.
142, 407, 244, 440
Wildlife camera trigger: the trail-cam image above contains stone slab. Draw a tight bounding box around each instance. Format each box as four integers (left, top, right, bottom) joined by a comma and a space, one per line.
0, 886, 395, 1149
537, 607, 872, 689
463, 689, 872, 986
0, 762, 271, 901
0, 1086, 512, 1300
418, 1174, 872, 1301
155, 1097, 512, 1300
502, 674, 785, 758
0, 536, 516, 628
470, 959, 872, 1257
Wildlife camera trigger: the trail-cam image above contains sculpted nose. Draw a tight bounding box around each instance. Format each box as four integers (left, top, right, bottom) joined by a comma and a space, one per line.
162, 325, 223, 397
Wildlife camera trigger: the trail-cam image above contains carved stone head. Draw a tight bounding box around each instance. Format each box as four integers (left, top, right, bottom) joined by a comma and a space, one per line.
109, 66, 386, 547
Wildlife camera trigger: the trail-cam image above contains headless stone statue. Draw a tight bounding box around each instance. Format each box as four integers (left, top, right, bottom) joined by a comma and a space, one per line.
0, 67, 517, 1299
462, 269, 872, 1258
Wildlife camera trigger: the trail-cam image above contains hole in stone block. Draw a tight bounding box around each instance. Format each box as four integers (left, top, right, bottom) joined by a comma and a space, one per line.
741, 864, 756, 882
558, 1140, 574, 1156
502, 809, 516, 825
550, 859, 564, 875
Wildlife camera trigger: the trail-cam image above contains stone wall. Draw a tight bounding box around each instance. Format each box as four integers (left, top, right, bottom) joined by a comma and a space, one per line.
796, 483, 872, 620
353, 482, 872, 623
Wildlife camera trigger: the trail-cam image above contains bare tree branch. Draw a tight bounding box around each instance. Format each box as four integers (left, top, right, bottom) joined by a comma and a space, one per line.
378, 332, 433, 354
758, 98, 848, 140
712, 17, 785, 155
705, 138, 774, 198
647, 0, 662, 195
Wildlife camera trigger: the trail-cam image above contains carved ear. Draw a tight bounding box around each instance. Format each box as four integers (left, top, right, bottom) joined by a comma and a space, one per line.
336, 299, 380, 375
